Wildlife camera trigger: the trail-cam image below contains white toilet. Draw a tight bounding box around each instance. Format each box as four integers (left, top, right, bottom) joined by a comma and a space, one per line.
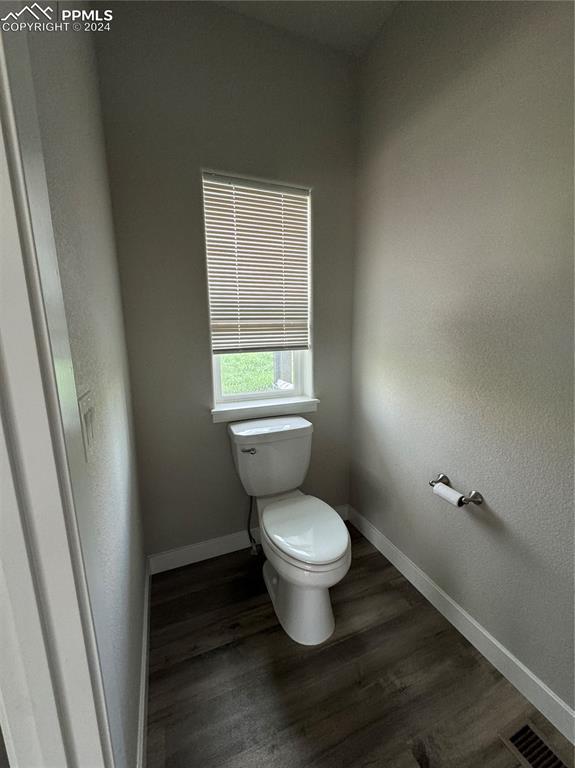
228, 416, 351, 646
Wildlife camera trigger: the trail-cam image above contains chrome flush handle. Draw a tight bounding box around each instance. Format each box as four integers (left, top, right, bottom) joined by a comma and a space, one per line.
241, 448, 257, 455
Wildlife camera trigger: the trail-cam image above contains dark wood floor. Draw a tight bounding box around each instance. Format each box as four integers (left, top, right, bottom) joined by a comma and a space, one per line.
0, 728, 8, 768
147, 526, 573, 768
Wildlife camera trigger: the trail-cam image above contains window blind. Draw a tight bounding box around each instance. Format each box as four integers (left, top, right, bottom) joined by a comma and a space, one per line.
202, 173, 311, 354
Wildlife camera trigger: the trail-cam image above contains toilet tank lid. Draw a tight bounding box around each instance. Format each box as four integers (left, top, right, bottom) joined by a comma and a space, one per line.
228, 416, 312, 445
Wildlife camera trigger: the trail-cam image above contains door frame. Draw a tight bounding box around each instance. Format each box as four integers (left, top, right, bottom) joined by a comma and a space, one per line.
0, 29, 114, 768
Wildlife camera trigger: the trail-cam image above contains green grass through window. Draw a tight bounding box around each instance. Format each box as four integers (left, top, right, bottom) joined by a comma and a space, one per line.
220, 352, 276, 395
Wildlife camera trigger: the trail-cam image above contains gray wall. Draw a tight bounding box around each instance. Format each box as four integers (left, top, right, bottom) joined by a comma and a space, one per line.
28, 32, 146, 768
96, 2, 356, 554
351, 1, 573, 706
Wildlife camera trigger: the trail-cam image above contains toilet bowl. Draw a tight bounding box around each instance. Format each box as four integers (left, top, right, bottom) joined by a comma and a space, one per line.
258, 491, 351, 645
228, 416, 351, 646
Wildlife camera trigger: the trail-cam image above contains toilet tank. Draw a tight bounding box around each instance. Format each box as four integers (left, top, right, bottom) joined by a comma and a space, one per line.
228, 416, 313, 497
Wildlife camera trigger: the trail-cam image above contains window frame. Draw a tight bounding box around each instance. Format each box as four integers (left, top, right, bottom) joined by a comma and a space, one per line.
211, 349, 311, 406
202, 170, 315, 418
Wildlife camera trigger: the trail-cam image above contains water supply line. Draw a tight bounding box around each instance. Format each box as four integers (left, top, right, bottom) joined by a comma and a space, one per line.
247, 495, 259, 556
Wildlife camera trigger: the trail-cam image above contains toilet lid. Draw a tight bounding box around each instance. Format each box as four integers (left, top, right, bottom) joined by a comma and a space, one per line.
262, 496, 349, 565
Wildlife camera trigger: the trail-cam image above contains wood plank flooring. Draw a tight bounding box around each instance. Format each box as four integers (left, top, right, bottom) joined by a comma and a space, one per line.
147, 525, 573, 768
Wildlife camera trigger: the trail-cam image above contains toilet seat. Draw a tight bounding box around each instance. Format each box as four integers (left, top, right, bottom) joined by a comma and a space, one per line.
261, 526, 349, 574
262, 495, 349, 567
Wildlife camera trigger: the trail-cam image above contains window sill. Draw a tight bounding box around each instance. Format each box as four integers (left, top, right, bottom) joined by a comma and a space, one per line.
211, 396, 319, 424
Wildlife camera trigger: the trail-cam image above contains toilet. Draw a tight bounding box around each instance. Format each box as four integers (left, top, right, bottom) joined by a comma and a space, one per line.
228, 416, 351, 645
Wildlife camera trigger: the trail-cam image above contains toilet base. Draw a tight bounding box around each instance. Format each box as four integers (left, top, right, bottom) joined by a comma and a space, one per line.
263, 560, 335, 646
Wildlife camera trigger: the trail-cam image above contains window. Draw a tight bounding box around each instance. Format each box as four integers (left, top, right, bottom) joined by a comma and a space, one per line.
202, 172, 315, 420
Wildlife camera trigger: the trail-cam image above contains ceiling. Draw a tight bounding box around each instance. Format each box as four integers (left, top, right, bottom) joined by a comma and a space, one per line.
216, 1, 397, 58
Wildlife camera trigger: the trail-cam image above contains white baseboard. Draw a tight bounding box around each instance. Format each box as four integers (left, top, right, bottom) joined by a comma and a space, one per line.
149, 504, 349, 576
136, 563, 150, 768
347, 507, 575, 745
149, 529, 257, 575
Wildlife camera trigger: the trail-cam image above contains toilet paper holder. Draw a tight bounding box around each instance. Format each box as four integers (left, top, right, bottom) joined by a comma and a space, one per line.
429, 474, 484, 506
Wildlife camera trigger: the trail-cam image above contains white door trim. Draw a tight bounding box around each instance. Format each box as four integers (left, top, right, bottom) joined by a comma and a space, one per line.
0, 399, 69, 767
0, 30, 114, 767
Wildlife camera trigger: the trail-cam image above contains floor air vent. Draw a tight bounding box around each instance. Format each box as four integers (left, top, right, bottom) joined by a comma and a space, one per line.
501, 722, 567, 768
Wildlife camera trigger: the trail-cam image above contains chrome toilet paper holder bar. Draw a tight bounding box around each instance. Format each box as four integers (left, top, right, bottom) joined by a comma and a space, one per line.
429, 474, 484, 505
